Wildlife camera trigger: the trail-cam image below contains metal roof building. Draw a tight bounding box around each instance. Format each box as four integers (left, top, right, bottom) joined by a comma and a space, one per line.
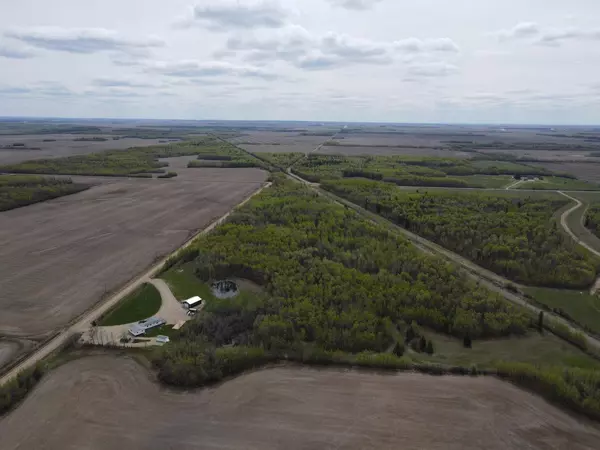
128, 317, 166, 336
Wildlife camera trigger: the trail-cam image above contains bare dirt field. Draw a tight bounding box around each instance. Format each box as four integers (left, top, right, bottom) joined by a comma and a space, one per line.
317, 145, 473, 158
1, 356, 599, 450
0, 339, 31, 369
0, 163, 266, 340
228, 131, 330, 154
0, 134, 173, 165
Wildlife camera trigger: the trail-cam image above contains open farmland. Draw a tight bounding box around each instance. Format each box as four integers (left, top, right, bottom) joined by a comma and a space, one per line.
0, 134, 173, 165
1, 357, 599, 450
228, 130, 332, 154
0, 164, 266, 340
317, 144, 473, 158
527, 162, 600, 185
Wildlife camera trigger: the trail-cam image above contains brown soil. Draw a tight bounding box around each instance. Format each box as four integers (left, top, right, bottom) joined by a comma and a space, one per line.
0, 134, 173, 165
0, 164, 266, 339
1, 356, 599, 449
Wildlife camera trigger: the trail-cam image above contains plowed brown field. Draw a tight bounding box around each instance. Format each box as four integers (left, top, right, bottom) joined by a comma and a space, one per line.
0, 165, 266, 339
1, 357, 599, 450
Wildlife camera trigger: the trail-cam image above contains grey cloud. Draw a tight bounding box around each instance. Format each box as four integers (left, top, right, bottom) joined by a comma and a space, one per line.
0, 42, 36, 59
405, 62, 458, 78
4, 27, 164, 55
179, 1, 291, 31
92, 78, 159, 88
224, 26, 459, 70
327, 0, 383, 10
497, 22, 600, 46
497, 22, 540, 41
146, 60, 278, 80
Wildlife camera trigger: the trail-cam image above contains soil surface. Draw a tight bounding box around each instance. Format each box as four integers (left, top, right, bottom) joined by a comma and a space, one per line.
0, 134, 173, 165
1, 356, 599, 450
0, 340, 22, 369
0, 164, 266, 339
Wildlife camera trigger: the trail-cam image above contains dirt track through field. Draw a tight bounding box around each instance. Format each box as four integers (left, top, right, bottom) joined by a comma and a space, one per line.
1, 356, 599, 450
0, 165, 266, 338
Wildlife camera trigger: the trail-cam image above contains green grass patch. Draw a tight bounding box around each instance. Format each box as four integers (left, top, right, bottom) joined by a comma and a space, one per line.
518, 176, 600, 191
160, 263, 216, 301
524, 287, 600, 335
455, 175, 514, 188
417, 329, 600, 370
145, 325, 176, 338
100, 283, 162, 326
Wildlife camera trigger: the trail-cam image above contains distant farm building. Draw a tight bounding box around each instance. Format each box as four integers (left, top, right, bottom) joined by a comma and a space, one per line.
128, 316, 166, 337
182, 296, 203, 309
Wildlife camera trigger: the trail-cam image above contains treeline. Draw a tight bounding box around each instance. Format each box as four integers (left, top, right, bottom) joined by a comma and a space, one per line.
0, 137, 262, 177
322, 178, 598, 288
0, 175, 88, 211
585, 205, 600, 238
188, 160, 260, 169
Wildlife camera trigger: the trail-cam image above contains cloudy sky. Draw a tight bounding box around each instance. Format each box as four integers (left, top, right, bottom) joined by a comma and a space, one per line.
0, 0, 599, 123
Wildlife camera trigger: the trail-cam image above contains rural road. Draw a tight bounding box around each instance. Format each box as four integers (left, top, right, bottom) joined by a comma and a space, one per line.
504, 179, 525, 190
0, 181, 271, 387
558, 191, 600, 258
149, 279, 188, 324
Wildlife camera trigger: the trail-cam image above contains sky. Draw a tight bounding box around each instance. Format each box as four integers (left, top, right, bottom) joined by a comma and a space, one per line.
0, 0, 599, 124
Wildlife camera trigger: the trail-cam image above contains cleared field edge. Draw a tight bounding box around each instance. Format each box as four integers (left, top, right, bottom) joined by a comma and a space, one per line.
0, 181, 272, 386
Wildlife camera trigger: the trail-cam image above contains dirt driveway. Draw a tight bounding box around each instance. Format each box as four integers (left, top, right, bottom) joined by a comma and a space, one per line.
1, 356, 599, 450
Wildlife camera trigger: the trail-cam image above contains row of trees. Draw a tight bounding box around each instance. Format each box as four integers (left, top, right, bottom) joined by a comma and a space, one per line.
585, 205, 600, 238
0, 176, 88, 211
322, 178, 598, 288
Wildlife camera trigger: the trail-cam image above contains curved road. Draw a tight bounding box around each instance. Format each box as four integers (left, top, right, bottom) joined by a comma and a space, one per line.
0, 182, 271, 387
558, 191, 600, 258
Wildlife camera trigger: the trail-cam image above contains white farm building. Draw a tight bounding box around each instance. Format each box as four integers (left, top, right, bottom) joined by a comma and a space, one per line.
128, 317, 166, 337
182, 296, 203, 309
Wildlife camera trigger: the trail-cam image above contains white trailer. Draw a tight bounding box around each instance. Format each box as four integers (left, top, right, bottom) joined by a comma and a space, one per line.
182, 296, 203, 309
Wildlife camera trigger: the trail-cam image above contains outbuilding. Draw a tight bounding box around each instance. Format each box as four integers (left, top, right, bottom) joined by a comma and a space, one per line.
182, 296, 203, 309
128, 316, 166, 336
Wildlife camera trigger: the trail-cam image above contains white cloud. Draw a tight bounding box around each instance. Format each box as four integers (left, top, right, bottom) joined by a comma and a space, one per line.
4, 27, 164, 56
223, 25, 459, 69
327, 0, 383, 10
91, 78, 161, 88
145, 60, 278, 80
178, 0, 292, 31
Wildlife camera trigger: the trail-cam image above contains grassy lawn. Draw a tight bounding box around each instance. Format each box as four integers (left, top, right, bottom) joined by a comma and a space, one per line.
523, 287, 600, 335
145, 325, 177, 338
455, 175, 513, 188
518, 176, 600, 191
99, 283, 162, 326
415, 330, 600, 370
160, 263, 217, 301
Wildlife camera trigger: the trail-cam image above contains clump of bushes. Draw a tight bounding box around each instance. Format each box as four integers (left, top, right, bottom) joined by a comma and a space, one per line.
0, 365, 45, 416
158, 172, 178, 179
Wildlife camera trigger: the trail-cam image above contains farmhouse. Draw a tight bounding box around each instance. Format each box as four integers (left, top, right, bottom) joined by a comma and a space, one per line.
182, 296, 203, 309
128, 317, 166, 337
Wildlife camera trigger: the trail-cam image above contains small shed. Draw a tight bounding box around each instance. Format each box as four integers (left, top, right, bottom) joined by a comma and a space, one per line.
156, 335, 170, 344
182, 296, 203, 309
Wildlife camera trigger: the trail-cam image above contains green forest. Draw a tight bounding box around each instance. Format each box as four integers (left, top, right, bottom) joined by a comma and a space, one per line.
321, 178, 598, 288
0, 137, 260, 176
290, 154, 563, 188
585, 204, 600, 238
0, 175, 88, 211
154, 178, 530, 382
